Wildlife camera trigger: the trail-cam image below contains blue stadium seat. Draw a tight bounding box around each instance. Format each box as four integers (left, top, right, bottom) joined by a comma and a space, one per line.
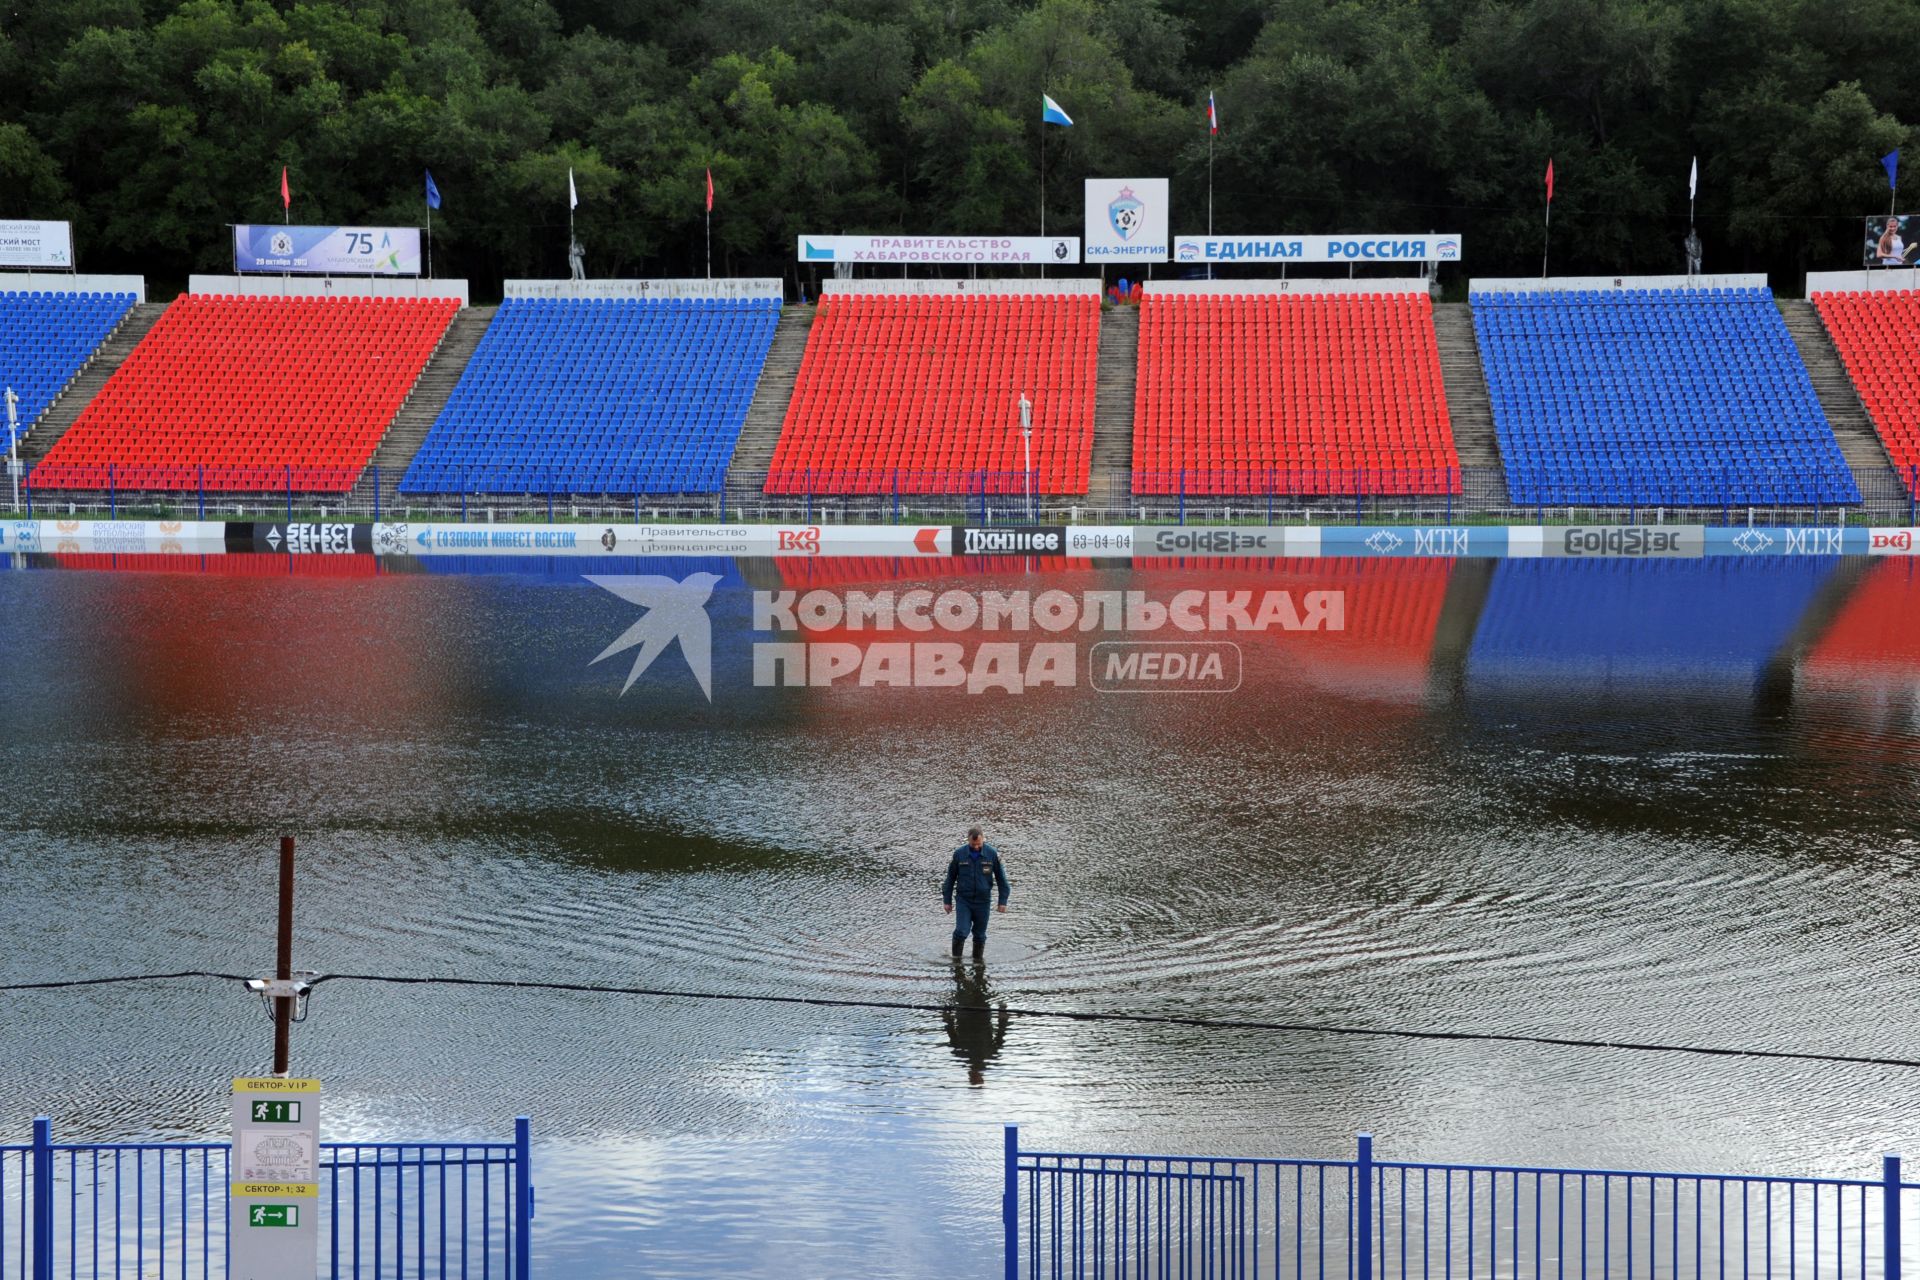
1472, 287, 1858, 505
397, 296, 780, 495
0, 290, 135, 441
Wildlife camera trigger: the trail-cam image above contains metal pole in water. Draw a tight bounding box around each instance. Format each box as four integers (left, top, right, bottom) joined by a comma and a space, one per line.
273, 835, 295, 1077
1883, 1154, 1901, 1280
1002, 1125, 1019, 1280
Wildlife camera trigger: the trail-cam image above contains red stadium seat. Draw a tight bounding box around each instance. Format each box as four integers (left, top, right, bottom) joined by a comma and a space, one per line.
33, 294, 459, 495
1812, 290, 1920, 492
1130, 292, 1462, 496
764, 292, 1098, 495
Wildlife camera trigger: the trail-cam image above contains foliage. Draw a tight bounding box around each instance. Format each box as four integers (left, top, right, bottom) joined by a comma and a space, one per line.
0, 0, 1907, 290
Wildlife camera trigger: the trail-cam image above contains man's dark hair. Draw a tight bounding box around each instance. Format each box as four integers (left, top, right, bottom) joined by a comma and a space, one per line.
967, 826, 983, 840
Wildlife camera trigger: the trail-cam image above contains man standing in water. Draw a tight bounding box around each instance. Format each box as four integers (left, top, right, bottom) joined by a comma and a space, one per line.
942, 827, 1010, 961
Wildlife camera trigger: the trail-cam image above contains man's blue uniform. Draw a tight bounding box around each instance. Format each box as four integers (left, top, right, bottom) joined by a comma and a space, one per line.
943, 842, 1011, 953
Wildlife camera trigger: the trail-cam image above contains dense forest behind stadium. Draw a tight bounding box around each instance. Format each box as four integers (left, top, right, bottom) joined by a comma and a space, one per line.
0, 0, 1912, 294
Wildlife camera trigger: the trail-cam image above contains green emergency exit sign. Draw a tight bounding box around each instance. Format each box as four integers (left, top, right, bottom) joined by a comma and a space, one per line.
250, 1100, 302, 1123
247, 1204, 300, 1228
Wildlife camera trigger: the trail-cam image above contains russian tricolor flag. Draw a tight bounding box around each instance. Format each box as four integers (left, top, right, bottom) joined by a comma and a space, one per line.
1208, 91, 1218, 135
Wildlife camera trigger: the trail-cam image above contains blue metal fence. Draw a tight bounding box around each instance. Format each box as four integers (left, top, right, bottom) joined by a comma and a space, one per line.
1006, 1128, 1917, 1280
0, 1117, 532, 1279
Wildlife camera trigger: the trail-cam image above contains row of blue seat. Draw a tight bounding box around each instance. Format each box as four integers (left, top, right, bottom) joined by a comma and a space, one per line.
399, 297, 778, 496
0, 292, 134, 438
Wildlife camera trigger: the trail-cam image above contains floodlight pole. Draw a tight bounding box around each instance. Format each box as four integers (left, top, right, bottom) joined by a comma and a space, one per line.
5, 387, 18, 514
273, 835, 295, 1077
1019, 392, 1034, 520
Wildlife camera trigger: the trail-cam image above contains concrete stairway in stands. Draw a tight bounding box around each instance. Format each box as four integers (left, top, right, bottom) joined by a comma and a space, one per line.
1779, 300, 1901, 497
19, 303, 168, 464
1088, 306, 1138, 504
366, 305, 496, 495
725, 304, 815, 502
1431, 302, 1506, 505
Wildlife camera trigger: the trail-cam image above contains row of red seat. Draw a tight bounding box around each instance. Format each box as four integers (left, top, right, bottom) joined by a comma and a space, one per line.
768, 293, 1099, 494
1813, 290, 1920, 485
1134, 293, 1460, 495
34, 295, 457, 494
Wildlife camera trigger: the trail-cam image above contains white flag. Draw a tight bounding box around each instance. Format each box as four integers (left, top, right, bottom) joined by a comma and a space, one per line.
568, 167, 578, 210
1688, 155, 1697, 201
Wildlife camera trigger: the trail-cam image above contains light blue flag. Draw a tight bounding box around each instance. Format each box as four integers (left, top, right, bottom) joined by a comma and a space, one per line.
1042, 94, 1073, 127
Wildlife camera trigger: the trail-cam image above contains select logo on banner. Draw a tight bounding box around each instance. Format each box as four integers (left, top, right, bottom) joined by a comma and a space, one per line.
952, 525, 1067, 556
796, 235, 1080, 265
1084, 178, 1169, 261
234, 225, 422, 276
229, 522, 371, 554
1548, 526, 1704, 558
1172, 233, 1464, 265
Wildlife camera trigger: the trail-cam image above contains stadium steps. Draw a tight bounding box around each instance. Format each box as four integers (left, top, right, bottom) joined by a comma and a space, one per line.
19, 303, 167, 465
725, 303, 814, 500
1090, 306, 1138, 500
1779, 300, 1899, 493
366, 305, 496, 496
1431, 302, 1506, 500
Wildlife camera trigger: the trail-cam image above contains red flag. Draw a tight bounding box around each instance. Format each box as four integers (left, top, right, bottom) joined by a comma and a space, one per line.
705, 168, 714, 213
1544, 158, 1555, 204
280, 166, 290, 210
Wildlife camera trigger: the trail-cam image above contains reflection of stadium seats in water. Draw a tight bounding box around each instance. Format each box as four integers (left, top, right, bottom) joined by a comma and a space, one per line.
1130, 556, 1455, 702
47, 552, 380, 578
1799, 559, 1920, 740
941, 962, 1010, 1087
1467, 558, 1838, 693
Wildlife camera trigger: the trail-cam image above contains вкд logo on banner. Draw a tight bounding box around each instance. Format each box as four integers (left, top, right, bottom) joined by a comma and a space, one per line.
1084, 179, 1169, 262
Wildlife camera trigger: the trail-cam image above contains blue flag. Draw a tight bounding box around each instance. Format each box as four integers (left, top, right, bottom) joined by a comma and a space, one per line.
1042, 94, 1073, 127
1883, 150, 1899, 191
425, 169, 442, 210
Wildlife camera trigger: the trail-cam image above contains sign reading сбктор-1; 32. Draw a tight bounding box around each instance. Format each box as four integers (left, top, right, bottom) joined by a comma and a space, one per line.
1172, 234, 1464, 264
797, 236, 1080, 264
230, 1077, 320, 1280
233, 225, 421, 275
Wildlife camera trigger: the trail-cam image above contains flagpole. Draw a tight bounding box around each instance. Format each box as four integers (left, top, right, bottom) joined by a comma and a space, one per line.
1207, 103, 1215, 282
1040, 119, 1047, 281
1541, 202, 1551, 280
426, 203, 433, 280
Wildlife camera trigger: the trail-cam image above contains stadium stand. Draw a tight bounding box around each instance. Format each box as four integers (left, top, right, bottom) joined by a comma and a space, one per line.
0, 290, 136, 439
1132, 287, 1461, 496
1472, 285, 1859, 505
31, 293, 458, 493
1809, 289, 1920, 489
765, 287, 1099, 494
399, 295, 780, 495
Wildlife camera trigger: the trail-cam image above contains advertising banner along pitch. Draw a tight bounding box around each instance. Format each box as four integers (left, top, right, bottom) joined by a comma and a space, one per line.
234, 225, 422, 276
0, 221, 74, 269
1084, 179, 1170, 262
797, 236, 1080, 265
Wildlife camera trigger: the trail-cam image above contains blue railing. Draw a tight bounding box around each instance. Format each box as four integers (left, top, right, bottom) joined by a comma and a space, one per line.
1006, 1128, 1915, 1280
0, 1116, 532, 1279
